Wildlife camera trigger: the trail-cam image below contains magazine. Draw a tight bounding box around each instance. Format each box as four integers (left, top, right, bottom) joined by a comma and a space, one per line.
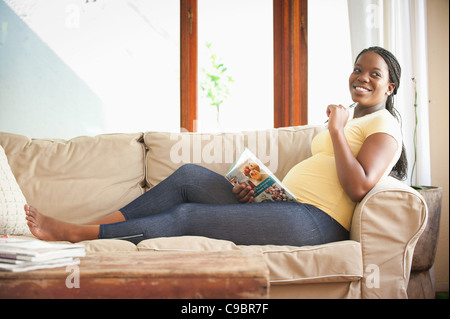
0, 237, 85, 272
225, 148, 297, 203
0, 257, 80, 272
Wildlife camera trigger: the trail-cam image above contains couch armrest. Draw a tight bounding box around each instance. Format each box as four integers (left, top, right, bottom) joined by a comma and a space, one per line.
350, 177, 427, 299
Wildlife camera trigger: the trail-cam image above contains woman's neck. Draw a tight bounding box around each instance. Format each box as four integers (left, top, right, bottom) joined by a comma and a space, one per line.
353, 103, 385, 118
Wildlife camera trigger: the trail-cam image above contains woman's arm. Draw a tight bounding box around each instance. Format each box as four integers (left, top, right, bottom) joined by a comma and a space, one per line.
327, 105, 399, 202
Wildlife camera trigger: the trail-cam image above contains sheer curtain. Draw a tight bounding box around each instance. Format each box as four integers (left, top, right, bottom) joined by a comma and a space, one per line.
347, 0, 431, 186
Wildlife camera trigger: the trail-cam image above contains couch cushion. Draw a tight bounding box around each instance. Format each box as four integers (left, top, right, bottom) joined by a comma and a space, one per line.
138, 236, 240, 252
0, 132, 146, 224
249, 241, 363, 284
137, 236, 363, 284
0, 145, 32, 235
9, 235, 138, 254
82, 239, 139, 254
144, 125, 325, 187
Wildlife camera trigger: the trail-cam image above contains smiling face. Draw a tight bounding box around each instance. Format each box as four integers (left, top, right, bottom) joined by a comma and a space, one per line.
349, 51, 396, 112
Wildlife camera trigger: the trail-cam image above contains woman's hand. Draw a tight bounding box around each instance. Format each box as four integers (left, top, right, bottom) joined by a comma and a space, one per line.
326, 104, 350, 133
232, 184, 255, 203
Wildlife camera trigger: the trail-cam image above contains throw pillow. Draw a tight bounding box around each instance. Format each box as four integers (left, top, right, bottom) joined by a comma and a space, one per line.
0, 145, 32, 236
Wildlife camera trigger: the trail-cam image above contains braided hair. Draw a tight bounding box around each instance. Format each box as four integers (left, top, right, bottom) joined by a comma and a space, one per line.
355, 46, 408, 180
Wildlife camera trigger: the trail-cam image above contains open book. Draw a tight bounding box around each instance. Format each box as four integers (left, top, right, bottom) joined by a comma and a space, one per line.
225, 148, 297, 202
0, 237, 85, 272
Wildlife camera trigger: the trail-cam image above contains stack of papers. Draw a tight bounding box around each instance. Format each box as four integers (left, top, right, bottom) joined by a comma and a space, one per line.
0, 238, 85, 272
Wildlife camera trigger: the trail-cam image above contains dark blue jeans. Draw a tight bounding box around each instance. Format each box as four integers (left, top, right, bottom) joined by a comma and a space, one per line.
99, 164, 349, 245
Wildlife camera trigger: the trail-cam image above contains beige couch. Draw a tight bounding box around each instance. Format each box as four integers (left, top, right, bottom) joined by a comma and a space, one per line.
0, 125, 428, 299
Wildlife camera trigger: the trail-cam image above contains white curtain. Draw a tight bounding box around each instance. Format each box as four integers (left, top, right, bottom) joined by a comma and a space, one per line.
347, 0, 431, 186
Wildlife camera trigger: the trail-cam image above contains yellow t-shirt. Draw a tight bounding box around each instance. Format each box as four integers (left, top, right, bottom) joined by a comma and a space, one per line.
282, 109, 403, 230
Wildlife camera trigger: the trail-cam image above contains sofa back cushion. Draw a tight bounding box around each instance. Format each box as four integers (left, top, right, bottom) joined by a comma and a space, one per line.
0, 132, 146, 224
144, 125, 325, 188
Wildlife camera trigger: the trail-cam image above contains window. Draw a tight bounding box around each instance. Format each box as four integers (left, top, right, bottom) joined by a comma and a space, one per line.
1, 0, 308, 138
1, 0, 181, 138
181, 0, 308, 132
307, 0, 352, 124
197, 0, 273, 132
60, 0, 182, 133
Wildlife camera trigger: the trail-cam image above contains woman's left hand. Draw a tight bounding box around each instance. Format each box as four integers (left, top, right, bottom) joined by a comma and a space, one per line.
326, 104, 349, 133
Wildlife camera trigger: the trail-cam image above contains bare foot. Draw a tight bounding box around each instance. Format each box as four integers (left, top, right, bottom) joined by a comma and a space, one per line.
25, 204, 98, 242
25, 204, 70, 241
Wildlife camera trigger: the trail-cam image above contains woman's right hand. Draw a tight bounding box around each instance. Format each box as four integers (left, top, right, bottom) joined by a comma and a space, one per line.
326, 104, 350, 133
232, 184, 255, 203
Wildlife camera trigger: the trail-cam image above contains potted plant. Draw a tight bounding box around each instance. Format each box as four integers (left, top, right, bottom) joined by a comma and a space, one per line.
200, 43, 234, 128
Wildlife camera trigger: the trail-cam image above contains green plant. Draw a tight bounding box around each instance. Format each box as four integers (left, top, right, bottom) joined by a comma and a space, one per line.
410, 77, 428, 190
200, 43, 234, 125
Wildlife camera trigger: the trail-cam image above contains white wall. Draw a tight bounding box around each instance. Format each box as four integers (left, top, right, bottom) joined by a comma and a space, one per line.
1, 0, 180, 139
0, 0, 105, 139
427, 0, 449, 294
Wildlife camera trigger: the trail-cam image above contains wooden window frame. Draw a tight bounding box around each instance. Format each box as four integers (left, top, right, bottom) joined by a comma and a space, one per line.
180, 0, 307, 132
273, 0, 308, 127
180, 0, 198, 132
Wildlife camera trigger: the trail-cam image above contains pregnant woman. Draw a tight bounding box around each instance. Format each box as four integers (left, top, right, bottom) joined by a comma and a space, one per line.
25, 46, 407, 247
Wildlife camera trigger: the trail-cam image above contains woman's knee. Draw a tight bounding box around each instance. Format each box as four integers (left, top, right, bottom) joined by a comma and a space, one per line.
175, 163, 206, 176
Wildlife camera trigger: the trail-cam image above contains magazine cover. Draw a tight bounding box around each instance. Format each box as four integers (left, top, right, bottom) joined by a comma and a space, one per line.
225, 148, 297, 202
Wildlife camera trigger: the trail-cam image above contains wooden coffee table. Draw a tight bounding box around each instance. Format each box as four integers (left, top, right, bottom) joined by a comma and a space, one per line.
0, 251, 269, 299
